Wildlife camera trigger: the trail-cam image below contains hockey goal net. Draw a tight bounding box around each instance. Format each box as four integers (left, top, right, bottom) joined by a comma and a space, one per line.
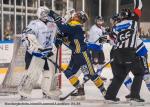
0, 35, 62, 95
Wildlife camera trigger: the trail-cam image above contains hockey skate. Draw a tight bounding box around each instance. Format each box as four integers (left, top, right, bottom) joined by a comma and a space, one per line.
18, 88, 30, 100
125, 94, 145, 102
42, 89, 62, 100
125, 94, 132, 101
71, 85, 85, 100
20, 95, 28, 100
130, 98, 145, 106
104, 96, 120, 104
125, 94, 145, 106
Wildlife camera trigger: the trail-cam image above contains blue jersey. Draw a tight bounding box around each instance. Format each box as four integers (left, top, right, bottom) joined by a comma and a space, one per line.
57, 21, 87, 54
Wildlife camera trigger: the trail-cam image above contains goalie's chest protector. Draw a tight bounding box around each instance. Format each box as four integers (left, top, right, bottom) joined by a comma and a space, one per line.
35, 20, 57, 48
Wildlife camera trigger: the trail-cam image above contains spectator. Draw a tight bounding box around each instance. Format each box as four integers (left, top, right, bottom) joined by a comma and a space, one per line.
0, 30, 1, 40
148, 28, 150, 37
4, 21, 14, 40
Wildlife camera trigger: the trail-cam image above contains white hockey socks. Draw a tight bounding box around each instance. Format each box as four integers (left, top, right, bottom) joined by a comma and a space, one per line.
124, 75, 132, 90
143, 73, 150, 91
97, 64, 103, 75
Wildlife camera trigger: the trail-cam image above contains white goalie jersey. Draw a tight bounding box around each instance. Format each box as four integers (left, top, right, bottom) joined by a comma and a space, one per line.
22, 19, 57, 50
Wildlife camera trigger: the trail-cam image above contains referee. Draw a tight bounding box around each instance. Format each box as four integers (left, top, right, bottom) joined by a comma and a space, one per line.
105, 0, 145, 102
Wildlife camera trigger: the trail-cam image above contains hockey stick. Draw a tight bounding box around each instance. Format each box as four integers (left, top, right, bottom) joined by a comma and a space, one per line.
94, 34, 108, 43
59, 59, 114, 100
53, 48, 60, 89
46, 57, 64, 72
55, 48, 59, 73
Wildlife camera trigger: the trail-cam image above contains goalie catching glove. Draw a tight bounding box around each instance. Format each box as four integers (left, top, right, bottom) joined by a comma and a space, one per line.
48, 10, 62, 23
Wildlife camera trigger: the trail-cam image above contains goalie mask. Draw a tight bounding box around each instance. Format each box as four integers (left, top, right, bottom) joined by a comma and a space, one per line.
36, 6, 53, 22
110, 14, 121, 25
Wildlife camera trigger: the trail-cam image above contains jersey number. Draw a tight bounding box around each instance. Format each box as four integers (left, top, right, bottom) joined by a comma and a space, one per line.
118, 29, 134, 42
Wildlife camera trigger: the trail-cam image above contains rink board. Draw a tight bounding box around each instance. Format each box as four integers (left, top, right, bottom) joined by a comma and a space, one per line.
0, 40, 150, 84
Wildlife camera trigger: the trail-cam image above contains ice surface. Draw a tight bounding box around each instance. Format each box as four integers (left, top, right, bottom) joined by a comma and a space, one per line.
0, 68, 150, 107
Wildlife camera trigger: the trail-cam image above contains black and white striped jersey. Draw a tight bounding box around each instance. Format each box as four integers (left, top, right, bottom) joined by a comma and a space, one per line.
111, 0, 142, 49
112, 20, 138, 49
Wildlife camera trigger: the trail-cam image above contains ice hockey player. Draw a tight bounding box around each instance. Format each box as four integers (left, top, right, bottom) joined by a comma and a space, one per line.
71, 16, 109, 96
137, 40, 150, 92
104, 0, 145, 102
18, 6, 61, 99
87, 16, 107, 81
49, 10, 106, 97
124, 37, 150, 90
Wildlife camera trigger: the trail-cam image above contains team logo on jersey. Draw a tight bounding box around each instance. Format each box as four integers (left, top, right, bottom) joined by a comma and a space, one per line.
43, 36, 51, 48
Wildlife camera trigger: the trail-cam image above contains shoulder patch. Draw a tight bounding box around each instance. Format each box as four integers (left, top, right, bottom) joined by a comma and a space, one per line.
115, 23, 131, 32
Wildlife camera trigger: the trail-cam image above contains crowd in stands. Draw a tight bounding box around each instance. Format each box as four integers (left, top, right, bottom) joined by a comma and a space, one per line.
0, 21, 150, 41
139, 28, 150, 39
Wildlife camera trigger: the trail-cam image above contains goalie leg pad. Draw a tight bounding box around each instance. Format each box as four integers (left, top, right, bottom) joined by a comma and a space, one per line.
41, 55, 62, 98
48, 55, 58, 90
41, 70, 62, 99
18, 56, 45, 97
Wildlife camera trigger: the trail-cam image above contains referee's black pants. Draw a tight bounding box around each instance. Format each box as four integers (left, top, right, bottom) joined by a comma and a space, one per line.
105, 49, 145, 99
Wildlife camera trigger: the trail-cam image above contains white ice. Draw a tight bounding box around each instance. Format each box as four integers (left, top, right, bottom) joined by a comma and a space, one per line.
0, 68, 150, 107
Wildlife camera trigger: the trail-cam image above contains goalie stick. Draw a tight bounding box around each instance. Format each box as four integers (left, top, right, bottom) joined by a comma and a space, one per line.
54, 48, 60, 77
55, 48, 59, 73
46, 57, 64, 72
59, 59, 114, 100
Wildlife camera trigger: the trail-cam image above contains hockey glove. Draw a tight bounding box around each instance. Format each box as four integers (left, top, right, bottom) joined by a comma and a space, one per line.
32, 48, 53, 58
99, 36, 108, 43
49, 10, 62, 23
87, 43, 103, 52
55, 38, 63, 48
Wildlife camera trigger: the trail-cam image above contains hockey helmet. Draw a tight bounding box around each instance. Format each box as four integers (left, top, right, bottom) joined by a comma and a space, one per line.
118, 8, 131, 19
95, 16, 104, 23
95, 16, 104, 27
76, 11, 88, 24
111, 14, 121, 22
